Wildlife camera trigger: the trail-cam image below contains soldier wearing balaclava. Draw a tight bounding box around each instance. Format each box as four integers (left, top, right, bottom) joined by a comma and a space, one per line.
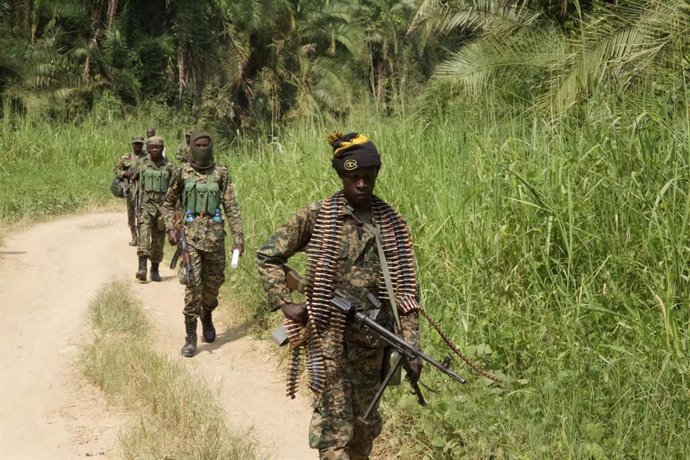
162, 129, 245, 357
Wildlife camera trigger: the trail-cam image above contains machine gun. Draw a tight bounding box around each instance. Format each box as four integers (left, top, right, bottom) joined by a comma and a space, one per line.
331, 292, 466, 423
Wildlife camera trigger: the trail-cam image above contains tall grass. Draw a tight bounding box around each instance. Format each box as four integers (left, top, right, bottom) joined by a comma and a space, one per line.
0, 107, 188, 225
3, 95, 689, 457
221, 101, 690, 458
82, 282, 257, 459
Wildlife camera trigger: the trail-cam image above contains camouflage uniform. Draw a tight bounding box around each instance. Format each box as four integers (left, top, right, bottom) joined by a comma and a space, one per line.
113, 146, 147, 239
176, 143, 191, 163
256, 198, 419, 460
136, 155, 176, 263
162, 163, 244, 321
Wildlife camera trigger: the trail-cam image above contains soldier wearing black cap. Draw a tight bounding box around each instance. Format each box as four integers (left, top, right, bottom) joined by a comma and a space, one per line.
257, 131, 422, 459
113, 135, 147, 246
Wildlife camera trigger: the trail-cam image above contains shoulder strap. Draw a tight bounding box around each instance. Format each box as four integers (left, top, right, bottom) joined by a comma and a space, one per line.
370, 222, 403, 334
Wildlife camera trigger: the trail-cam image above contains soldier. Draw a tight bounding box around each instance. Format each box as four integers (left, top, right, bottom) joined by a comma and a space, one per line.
163, 129, 244, 358
113, 135, 147, 246
256, 131, 422, 459
135, 136, 176, 282
145, 127, 167, 158
176, 130, 192, 163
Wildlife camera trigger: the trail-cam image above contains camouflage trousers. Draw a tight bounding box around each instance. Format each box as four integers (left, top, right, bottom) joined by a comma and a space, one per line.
182, 244, 225, 320
310, 335, 385, 460
137, 209, 166, 263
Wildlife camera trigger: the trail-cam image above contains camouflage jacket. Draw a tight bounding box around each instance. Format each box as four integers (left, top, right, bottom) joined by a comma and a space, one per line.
256, 196, 420, 348
113, 151, 147, 195
135, 156, 176, 215
162, 163, 244, 252
176, 144, 191, 163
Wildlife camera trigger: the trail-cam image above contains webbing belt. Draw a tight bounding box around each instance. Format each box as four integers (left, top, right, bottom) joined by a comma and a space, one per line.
368, 222, 402, 334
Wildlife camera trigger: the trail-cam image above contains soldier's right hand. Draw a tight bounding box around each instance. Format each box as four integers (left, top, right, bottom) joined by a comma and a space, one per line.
167, 229, 179, 246
280, 302, 308, 325
123, 170, 135, 179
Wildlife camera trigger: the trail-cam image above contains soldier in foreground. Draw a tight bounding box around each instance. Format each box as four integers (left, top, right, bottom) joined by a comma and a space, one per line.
113, 135, 147, 246
163, 129, 244, 358
135, 136, 175, 281
256, 131, 422, 459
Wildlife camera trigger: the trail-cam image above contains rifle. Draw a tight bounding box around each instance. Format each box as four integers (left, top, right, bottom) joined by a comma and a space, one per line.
169, 224, 193, 285
133, 180, 141, 240
331, 292, 465, 424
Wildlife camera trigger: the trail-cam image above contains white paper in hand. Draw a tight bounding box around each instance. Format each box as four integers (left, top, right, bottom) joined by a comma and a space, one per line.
231, 248, 240, 269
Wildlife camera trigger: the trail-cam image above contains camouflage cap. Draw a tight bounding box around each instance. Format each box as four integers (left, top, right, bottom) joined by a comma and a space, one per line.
147, 135, 164, 146
132, 135, 145, 144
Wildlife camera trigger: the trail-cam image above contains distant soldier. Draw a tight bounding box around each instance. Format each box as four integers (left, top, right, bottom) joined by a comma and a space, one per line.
145, 127, 167, 158
113, 136, 147, 246
163, 129, 244, 357
176, 130, 192, 163
135, 136, 176, 282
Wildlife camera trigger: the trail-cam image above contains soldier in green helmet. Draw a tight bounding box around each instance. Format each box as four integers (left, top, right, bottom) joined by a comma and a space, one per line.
163, 129, 244, 358
135, 135, 176, 282
113, 135, 147, 246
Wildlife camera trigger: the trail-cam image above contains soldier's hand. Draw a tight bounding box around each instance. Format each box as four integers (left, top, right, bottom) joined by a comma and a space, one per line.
404, 357, 423, 384
280, 302, 308, 325
167, 229, 179, 246
234, 244, 245, 256
123, 170, 135, 179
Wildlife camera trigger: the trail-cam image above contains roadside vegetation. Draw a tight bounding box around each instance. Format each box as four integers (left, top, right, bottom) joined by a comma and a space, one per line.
81, 281, 257, 459
3, 0, 689, 458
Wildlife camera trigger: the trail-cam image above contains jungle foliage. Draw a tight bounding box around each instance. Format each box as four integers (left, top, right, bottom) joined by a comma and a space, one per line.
4, 1, 682, 132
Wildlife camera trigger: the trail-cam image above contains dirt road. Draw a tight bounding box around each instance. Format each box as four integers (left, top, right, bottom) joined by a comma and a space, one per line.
0, 211, 315, 459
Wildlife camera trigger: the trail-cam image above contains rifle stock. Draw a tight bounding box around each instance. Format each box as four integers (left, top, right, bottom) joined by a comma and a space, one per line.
271, 266, 306, 346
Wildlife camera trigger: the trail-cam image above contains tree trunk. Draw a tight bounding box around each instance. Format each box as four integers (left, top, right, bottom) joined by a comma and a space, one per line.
106, 0, 118, 31
177, 46, 186, 100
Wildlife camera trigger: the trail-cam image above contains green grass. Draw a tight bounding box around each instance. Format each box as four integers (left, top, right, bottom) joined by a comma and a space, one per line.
81, 281, 257, 460
3, 97, 689, 458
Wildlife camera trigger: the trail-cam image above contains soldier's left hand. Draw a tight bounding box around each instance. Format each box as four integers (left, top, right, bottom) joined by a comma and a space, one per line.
234, 244, 244, 256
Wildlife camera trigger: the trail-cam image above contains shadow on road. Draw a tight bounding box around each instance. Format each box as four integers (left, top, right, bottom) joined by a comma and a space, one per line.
200, 323, 249, 353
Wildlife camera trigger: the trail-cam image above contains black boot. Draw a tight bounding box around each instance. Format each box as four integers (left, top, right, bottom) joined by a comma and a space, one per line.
128, 227, 138, 246
150, 262, 161, 282
200, 309, 216, 343
135, 256, 147, 281
181, 319, 197, 357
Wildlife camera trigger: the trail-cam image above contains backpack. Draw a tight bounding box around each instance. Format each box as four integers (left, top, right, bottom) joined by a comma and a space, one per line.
110, 176, 126, 198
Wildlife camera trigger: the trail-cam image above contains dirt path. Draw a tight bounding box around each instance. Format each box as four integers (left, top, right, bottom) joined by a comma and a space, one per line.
0, 211, 315, 459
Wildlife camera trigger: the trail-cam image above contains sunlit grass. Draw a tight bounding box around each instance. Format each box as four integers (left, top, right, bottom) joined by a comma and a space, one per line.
82, 282, 257, 459
4, 97, 690, 457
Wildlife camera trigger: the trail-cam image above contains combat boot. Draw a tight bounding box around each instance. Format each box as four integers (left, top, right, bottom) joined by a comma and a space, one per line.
200, 309, 216, 343
181, 319, 197, 357
150, 262, 161, 282
135, 256, 147, 281
128, 227, 138, 246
